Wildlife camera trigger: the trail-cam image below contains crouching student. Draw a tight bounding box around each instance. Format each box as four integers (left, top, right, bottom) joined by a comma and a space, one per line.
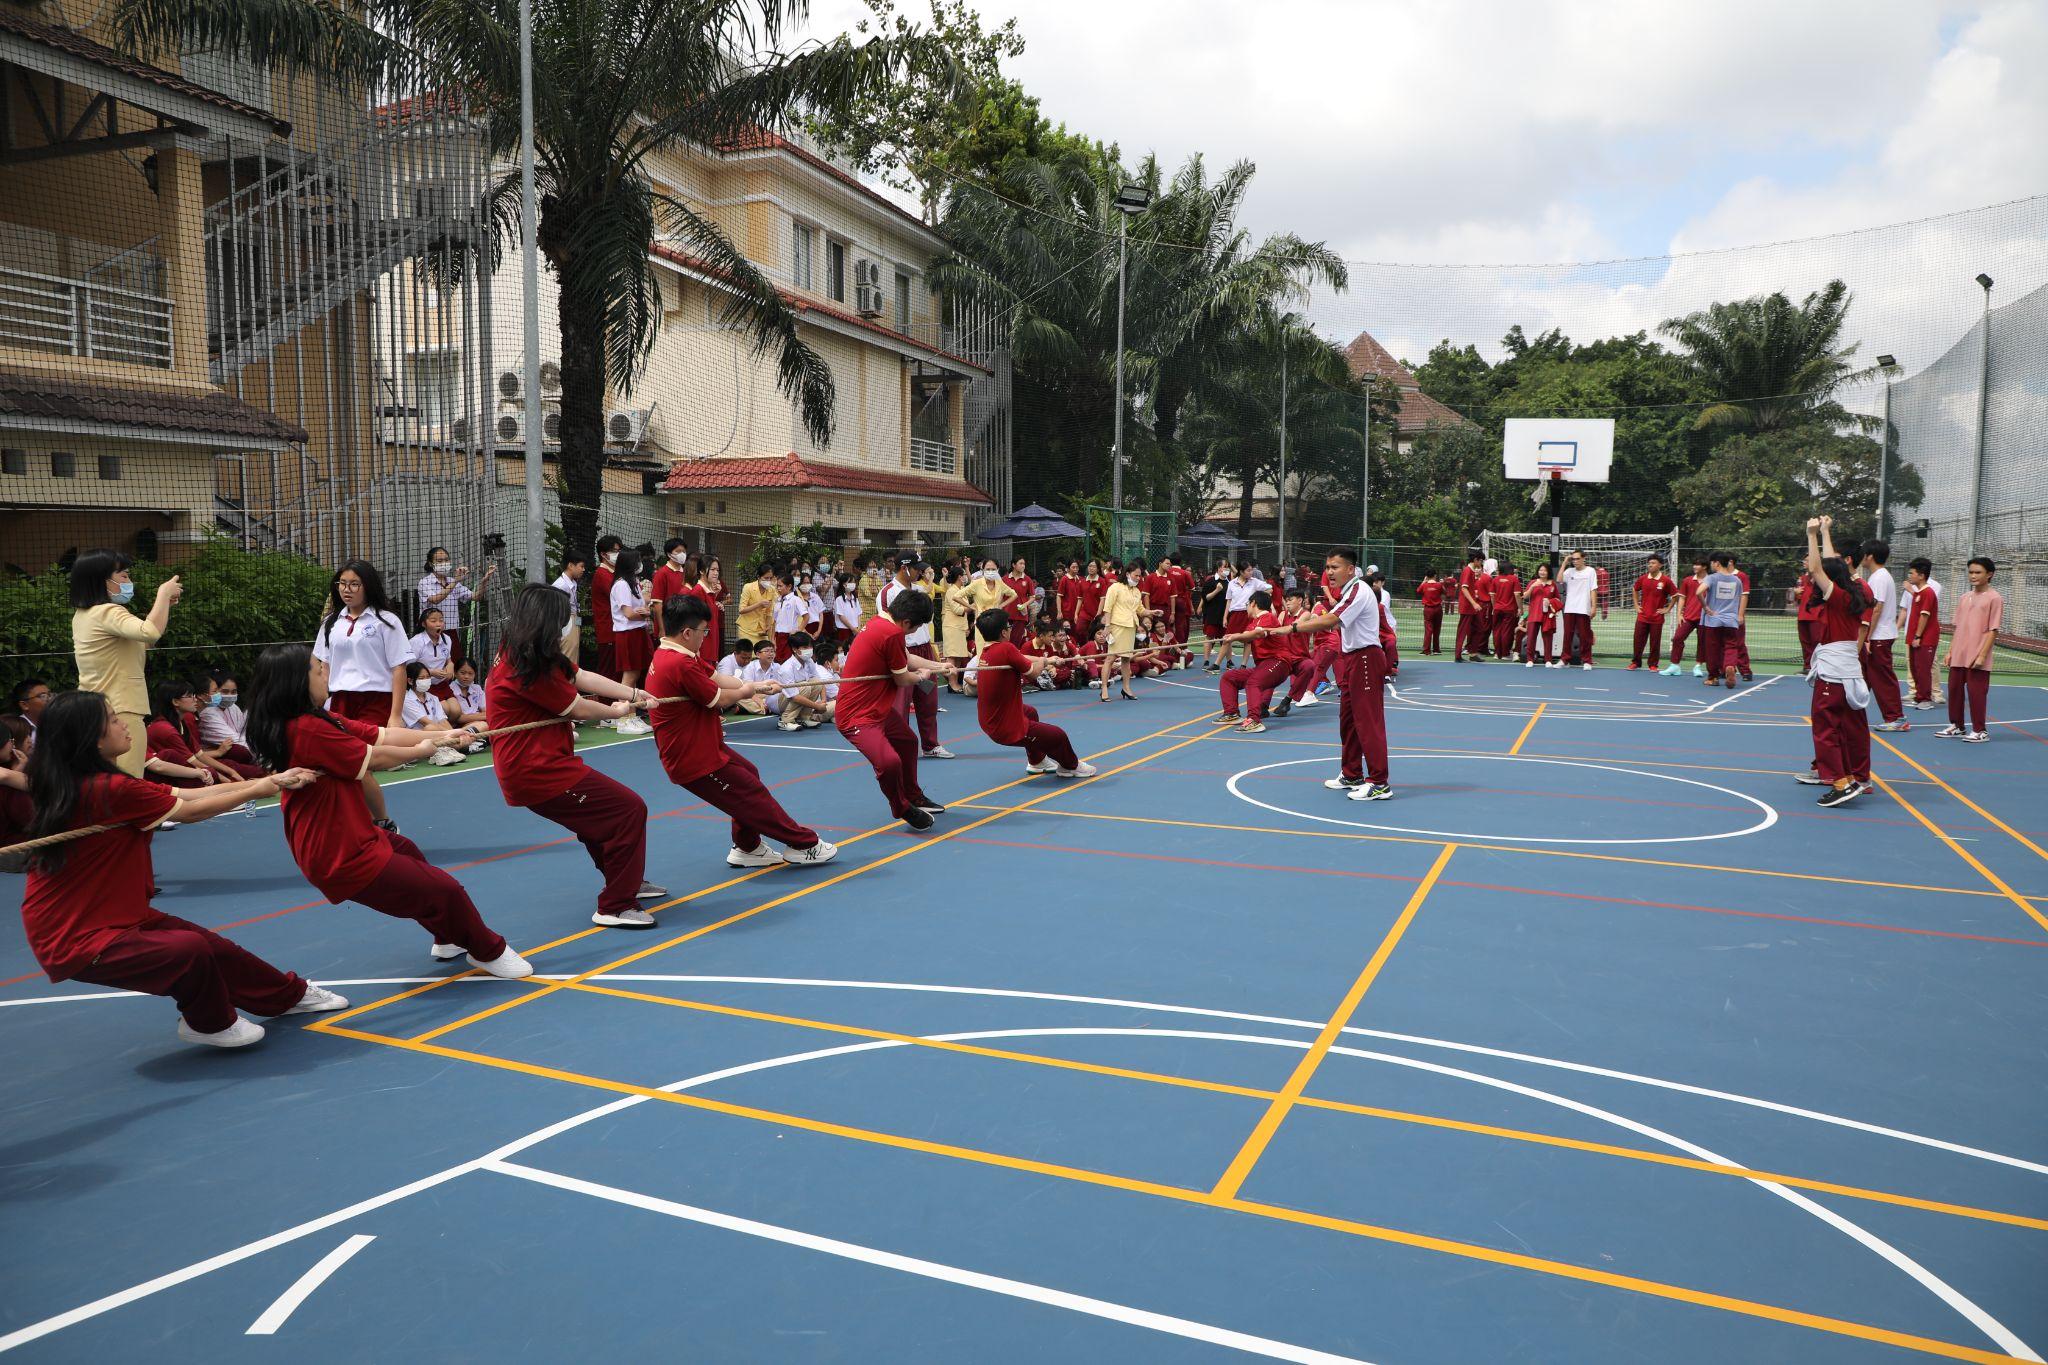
19, 690, 347, 1047
402, 661, 483, 765
649, 595, 837, 868
771, 632, 834, 731
973, 612, 1096, 778
446, 658, 489, 728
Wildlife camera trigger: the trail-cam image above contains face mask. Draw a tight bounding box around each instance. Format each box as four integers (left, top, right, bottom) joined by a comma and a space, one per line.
603, 552, 618, 566
111, 581, 135, 605
670, 552, 686, 566
414, 678, 434, 694
982, 569, 997, 581
432, 562, 452, 577
210, 693, 226, 708
760, 576, 773, 588
797, 648, 813, 661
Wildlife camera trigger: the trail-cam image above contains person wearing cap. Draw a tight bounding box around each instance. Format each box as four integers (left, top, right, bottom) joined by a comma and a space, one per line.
877, 552, 953, 760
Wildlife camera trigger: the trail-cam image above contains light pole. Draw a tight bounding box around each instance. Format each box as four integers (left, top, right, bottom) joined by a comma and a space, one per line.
1967, 273, 1993, 552
1110, 182, 1150, 515
1875, 352, 1898, 539
1277, 325, 1288, 566
1359, 377, 1374, 552
517, 0, 545, 581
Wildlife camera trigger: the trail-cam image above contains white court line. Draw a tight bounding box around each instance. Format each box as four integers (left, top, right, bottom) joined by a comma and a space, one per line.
486, 1159, 1374, 1365
244, 1234, 375, 1335
1697, 674, 1784, 714
7, 992, 2042, 1355
1227, 754, 1780, 846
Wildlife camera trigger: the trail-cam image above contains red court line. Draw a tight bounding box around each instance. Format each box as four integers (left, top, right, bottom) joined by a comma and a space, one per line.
946, 834, 2048, 949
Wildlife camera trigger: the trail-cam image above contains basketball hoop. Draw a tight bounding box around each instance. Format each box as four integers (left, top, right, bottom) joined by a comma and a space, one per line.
1549, 469, 1563, 481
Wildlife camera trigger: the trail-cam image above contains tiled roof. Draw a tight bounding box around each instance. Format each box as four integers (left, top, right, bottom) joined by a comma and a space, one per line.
659, 453, 991, 505
716, 126, 941, 244
0, 371, 308, 445
1342, 329, 1471, 433
649, 244, 987, 374
0, 7, 291, 137
373, 89, 468, 127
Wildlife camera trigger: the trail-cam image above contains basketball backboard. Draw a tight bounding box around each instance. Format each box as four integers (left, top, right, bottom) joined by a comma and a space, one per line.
1503, 418, 1614, 483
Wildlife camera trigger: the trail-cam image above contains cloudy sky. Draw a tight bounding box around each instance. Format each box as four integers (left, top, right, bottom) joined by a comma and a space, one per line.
803, 0, 2048, 386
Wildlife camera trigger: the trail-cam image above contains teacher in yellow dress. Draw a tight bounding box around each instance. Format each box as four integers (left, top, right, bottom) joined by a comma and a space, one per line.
1097, 561, 1145, 703
967, 560, 1017, 659
70, 548, 183, 776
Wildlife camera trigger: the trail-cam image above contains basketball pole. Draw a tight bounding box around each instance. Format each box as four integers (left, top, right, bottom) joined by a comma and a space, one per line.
1547, 470, 1564, 578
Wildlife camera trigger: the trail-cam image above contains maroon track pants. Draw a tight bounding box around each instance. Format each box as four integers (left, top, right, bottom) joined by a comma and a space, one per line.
1221, 658, 1294, 719
1669, 617, 1697, 665
1289, 639, 1338, 701
1524, 618, 1555, 663
1909, 642, 1937, 703
1421, 608, 1443, 653
1336, 646, 1390, 786
1492, 612, 1518, 658
1631, 618, 1665, 668
991, 704, 1079, 770
840, 706, 929, 819
1454, 612, 1484, 656
682, 747, 819, 853
1861, 638, 1904, 723
897, 644, 941, 749
1699, 624, 1735, 678
1947, 666, 1991, 731
1797, 620, 1819, 672
525, 768, 649, 914
73, 912, 306, 1036
1562, 612, 1595, 664
1810, 679, 1871, 785
355, 833, 505, 960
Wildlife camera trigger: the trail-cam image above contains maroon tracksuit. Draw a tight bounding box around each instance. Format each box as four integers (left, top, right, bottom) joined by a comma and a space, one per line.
1337, 646, 1389, 785
684, 749, 820, 853
527, 770, 649, 915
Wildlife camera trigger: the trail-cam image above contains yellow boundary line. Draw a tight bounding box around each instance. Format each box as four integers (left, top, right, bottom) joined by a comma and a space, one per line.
1508, 703, 1547, 755
1866, 771, 2048, 937
312, 1021, 2023, 1365
395, 714, 1230, 1045
1874, 735, 2048, 867
309, 710, 1220, 1037
1213, 845, 1458, 1198
944, 802, 2048, 905
551, 979, 2048, 1234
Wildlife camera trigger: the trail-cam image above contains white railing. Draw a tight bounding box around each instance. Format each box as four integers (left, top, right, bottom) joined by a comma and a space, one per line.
0, 266, 174, 368
908, 436, 956, 474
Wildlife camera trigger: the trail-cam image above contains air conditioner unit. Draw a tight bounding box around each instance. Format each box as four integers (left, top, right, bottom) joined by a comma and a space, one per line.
854, 259, 884, 318
448, 414, 488, 447
607, 407, 651, 445
538, 360, 562, 394
496, 369, 523, 401
495, 412, 523, 444
542, 403, 562, 443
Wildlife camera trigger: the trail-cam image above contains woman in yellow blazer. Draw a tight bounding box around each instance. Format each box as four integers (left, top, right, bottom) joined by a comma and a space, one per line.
736, 565, 777, 646
939, 565, 974, 692
967, 560, 1017, 659
70, 549, 182, 776
1097, 560, 1145, 702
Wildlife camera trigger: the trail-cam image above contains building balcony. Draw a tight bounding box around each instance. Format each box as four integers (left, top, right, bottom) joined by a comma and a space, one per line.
0, 263, 174, 369
908, 435, 956, 475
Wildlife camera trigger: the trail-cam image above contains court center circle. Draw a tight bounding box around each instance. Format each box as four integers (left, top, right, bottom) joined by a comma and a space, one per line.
1225, 754, 1779, 846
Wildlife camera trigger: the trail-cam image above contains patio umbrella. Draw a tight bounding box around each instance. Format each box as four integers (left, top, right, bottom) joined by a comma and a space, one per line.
975, 503, 1087, 541
1175, 520, 1250, 550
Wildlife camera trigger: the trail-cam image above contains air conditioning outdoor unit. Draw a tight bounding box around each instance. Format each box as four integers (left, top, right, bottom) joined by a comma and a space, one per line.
607, 407, 652, 445
496, 369, 523, 401
854, 259, 884, 318
542, 403, 562, 443
495, 412, 523, 444
538, 360, 562, 394
448, 414, 490, 447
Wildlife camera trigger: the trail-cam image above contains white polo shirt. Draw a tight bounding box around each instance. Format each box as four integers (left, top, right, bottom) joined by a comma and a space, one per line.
878, 578, 931, 647
609, 577, 644, 634
1559, 566, 1597, 616
1376, 586, 1397, 638
1333, 576, 1384, 651
552, 572, 579, 606
773, 592, 805, 634
313, 607, 413, 694
418, 573, 474, 629
833, 594, 862, 632
401, 688, 442, 729
449, 679, 486, 714
1225, 577, 1258, 613
1866, 566, 1899, 642
409, 630, 453, 674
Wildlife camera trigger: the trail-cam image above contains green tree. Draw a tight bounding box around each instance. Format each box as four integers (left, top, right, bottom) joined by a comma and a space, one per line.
1669, 428, 1921, 547
117, 0, 939, 557
1659, 280, 1867, 434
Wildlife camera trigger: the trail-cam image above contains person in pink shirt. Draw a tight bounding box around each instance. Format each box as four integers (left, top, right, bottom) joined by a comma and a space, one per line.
1936, 556, 2002, 742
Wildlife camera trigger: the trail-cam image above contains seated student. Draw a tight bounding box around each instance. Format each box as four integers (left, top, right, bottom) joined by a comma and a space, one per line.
446, 657, 489, 728
739, 647, 779, 710
772, 631, 832, 731
1267, 586, 1313, 716
972, 612, 1097, 778
810, 637, 843, 707
0, 715, 33, 872
1031, 621, 1078, 689
400, 661, 481, 764
1216, 589, 1293, 733
714, 640, 767, 715
146, 681, 232, 789
646, 595, 836, 868
1076, 622, 1110, 685
195, 669, 260, 770
1143, 610, 1184, 671
409, 607, 457, 690
19, 690, 343, 1047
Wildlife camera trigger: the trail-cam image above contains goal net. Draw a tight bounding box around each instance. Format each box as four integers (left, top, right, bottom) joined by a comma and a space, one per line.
1481, 530, 1681, 617
1088, 506, 1177, 567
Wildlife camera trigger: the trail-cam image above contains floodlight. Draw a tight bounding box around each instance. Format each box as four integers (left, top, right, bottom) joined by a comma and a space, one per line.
1875, 353, 1896, 368
1113, 183, 1151, 215
1975, 273, 1993, 292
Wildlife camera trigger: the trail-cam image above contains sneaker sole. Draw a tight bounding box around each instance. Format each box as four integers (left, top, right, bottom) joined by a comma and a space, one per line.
591, 916, 656, 929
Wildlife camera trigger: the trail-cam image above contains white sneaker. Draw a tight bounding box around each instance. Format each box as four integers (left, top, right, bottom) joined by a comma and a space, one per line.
1055, 761, 1098, 779
179, 1015, 266, 1047
286, 985, 350, 1014
616, 717, 653, 736
429, 942, 467, 961
922, 746, 955, 760
1026, 757, 1060, 773
726, 843, 784, 868
591, 907, 656, 929
1913, 699, 1936, 710
1581, 662, 1593, 671
1691, 664, 1706, 678
469, 946, 534, 979
428, 746, 466, 766
1347, 782, 1392, 802
1963, 730, 1990, 743
777, 719, 800, 731
782, 840, 838, 866
1323, 776, 1363, 791
1934, 724, 1964, 737
596, 718, 619, 730
1293, 692, 1319, 709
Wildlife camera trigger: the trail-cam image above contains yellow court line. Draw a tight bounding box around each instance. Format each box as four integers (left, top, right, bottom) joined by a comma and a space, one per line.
555, 980, 2048, 1235
1509, 702, 1547, 755
313, 1021, 2022, 1365
401, 715, 1231, 1045
1874, 735, 2048, 866
310, 709, 1222, 1036
946, 802, 2048, 906
1866, 771, 2048, 938
1212, 844, 1458, 1199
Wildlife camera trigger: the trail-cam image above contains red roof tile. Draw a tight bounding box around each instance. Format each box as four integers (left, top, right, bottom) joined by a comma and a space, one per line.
660, 453, 991, 505
716, 127, 940, 243
1342, 331, 1418, 387
0, 370, 307, 445
0, 7, 291, 137
1342, 329, 1470, 433
649, 244, 986, 374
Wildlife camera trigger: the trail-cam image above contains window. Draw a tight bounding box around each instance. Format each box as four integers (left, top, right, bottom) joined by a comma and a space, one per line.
791, 222, 814, 290
1, 449, 24, 476
894, 271, 912, 330
97, 456, 123, 480
408, 353, 461, 424
50, 452, 76, 478
827, 240, 847, 303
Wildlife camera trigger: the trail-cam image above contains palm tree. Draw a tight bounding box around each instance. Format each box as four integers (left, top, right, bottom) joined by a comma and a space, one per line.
114, 0, 937, 554
1659, 279, 1866, 435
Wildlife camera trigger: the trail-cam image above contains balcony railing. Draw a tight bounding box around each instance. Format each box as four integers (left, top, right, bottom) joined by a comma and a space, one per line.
908, 436, 956, 474
0, 266, 174, 368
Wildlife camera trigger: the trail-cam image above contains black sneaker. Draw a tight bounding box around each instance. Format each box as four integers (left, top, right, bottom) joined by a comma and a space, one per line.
914, 800, 946, 815
1816, 784, 1862, 808
901, 806, 934, 831
373, 818, 400, 835
1269, 697, 1293, 718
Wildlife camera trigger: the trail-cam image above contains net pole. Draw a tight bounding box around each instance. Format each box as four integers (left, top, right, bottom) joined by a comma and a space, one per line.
1548, 474, 1563, 577
1967, 280, 1991, 551
1111, 212, 1127, 513
1359, 377, 1372, 550
517, 0, 547, 583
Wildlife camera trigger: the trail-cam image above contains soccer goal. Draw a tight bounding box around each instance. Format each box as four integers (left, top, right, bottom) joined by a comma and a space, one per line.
1087, 506, 1178, 566
1481, 530, 1681, 614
